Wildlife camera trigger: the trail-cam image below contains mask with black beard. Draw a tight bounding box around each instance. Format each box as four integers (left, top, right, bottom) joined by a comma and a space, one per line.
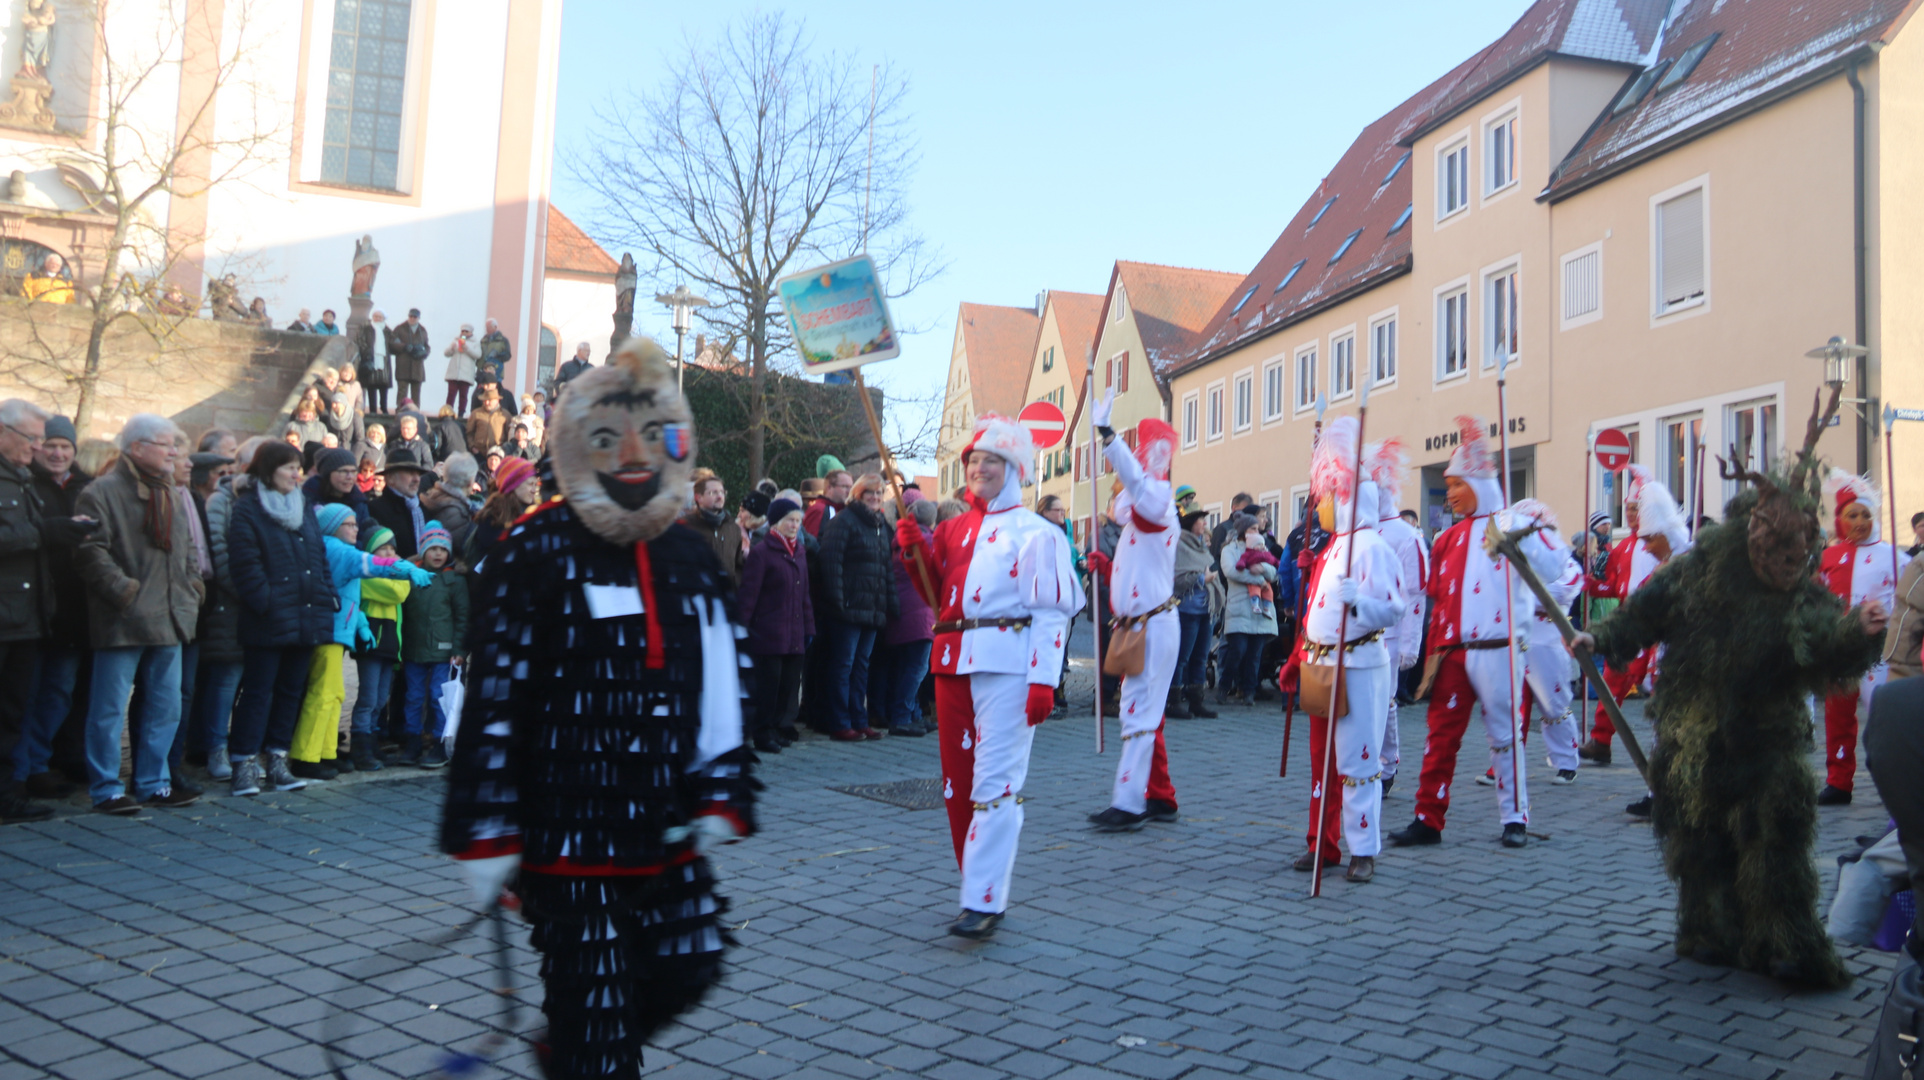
550, 337, 696, 544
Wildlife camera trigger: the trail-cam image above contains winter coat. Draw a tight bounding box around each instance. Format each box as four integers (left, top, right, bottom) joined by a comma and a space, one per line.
323, 534, 431, 648
885, 525, 935, 646
368, 489, 425, 558
680, 508, 745, 586
29, 461, 91, 648
357, 322, 388, 383
803, 498, 839, 538
0, 458, 52, 644
201, 475, 248, 663
301, 472, 373, 536
555, 356, 591, 387
419, 485, 476, 554
431, 416, 468, 462
817, 500, 898, 630
388, 320, 430, 383
476, 330, 511, 385
401, 565, 468, 663
358, 577, 409, 660
443, 335, 480, 384
465, 406, 509, 456
1220, 539, 1278, 636
226, 482, 335, 649
737, 532, 812, 655
73, 458, 204, 649
287, 416, 327, 448
1886, 556, 1924, 680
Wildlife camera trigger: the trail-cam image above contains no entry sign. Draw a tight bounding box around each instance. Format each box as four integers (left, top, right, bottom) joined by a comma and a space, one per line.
1019, 400, 1067, 449
1594, 427, 1632, 471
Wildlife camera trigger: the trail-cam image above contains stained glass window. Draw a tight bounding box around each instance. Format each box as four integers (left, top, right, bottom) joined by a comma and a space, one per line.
321, 0, 411, 191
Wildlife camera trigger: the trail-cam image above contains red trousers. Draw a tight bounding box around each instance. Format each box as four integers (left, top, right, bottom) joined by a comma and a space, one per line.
1824, 690, 1862, 792
1412, 647, 1529, 831
1143, 728, 1176, 807
1305, 714, 1344, 863
935, 674, 977, 866
1590, 650, 1651, 745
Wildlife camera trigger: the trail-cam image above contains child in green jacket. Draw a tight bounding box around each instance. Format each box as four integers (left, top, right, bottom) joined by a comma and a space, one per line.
399, 525, 470, 766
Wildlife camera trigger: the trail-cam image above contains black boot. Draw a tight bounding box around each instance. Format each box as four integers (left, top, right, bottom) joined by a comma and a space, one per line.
1165, 686, 1192, 720
1389, 820, 1442, 846
1184, 685, 1218, 719
351, 739, 384, 772
399, 735, 424, 767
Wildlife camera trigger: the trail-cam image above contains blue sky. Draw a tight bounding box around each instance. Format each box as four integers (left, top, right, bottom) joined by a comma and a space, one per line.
551, 1, 1539, 472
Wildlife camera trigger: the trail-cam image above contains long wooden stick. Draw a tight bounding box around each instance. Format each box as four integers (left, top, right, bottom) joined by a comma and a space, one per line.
1310, 387, 1366, 898
1089, 356, 1104, 755
1496, 359, 1524, 817
1281, 396, 1329, 778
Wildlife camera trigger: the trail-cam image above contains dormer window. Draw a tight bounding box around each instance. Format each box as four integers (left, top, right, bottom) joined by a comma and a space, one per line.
1328, 229, 1362, 265
1273, 259, 1307, 293
1658, 35, 1718, 93
1308, 197, 1337, 230
1612, 60, 1671, 115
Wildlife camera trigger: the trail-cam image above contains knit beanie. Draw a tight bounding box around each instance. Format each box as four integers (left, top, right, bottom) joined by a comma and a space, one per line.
493, 456, 536, 496
363, 525, 395, 553
419, 524, 453, 554
316, 503, 355, 537
768, 497, 802, 524
741, 490, 771, 519
316, 446, 357, 477
43, 415, 76, 445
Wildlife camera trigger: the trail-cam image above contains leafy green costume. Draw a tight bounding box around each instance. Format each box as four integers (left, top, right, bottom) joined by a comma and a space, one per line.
1589, 451, 1881, 988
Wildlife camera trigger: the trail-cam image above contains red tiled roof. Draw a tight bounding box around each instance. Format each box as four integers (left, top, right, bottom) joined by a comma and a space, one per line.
958, 302, 1040, 420
1047, 291, 1105, 398
1547, 0, 1917, 199
1113, 262, 1244, 377
545, 205, 620, 277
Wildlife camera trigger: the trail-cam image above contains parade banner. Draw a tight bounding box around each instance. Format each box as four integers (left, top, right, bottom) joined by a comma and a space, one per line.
776, 254, 901, 376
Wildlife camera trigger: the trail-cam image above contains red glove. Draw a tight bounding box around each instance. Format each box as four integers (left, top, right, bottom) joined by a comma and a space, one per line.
1087, 550, 1112, 578
895, 515, 923, 551
1277, 655, 1301, 696
1025, 684, 1055, 726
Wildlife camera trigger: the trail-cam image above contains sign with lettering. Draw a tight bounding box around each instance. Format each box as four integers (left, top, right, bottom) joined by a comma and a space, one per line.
1422, 417, 1529, 455
776, 253, 901, 375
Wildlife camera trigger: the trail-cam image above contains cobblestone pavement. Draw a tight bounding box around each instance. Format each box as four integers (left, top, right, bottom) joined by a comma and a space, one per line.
0, 658, 1899, 1079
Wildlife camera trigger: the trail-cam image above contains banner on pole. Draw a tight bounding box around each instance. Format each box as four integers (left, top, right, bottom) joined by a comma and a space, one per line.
776, 254, 901, 376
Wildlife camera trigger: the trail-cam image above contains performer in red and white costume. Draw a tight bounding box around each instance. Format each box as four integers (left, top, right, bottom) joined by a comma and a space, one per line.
1085, 388, 1183, 832
1390, 415, 1564, 849
1578, 467, 1686, 767
1519, 512, 1584, 783
895, 415, 1084, 939
1295, 418, 1407, 883
1817, 468, 1908, 805
1367, 439, 1427, 796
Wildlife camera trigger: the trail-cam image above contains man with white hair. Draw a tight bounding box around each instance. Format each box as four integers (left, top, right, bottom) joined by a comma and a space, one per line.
555, 341, 594, 389
895, 414, 1085, 939
477, 316, 512, 395
286, 308, 315, 333
22, 253, 72, 304
73, 414, 205, 814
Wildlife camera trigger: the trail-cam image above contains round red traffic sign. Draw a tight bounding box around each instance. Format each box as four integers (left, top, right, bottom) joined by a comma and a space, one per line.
1019, 400, 1067, 449
1594, 427, 1632, 471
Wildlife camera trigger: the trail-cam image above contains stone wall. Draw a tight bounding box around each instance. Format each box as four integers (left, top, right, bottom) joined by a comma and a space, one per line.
0, 297, 341, 438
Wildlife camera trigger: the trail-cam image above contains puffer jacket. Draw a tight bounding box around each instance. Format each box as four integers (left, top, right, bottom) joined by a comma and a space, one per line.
0, 458, 52, 644
29, 461, 90, 648
1886, 557, 1924, 680
817, 500, 898, 630
1220, 539, 1278, 636
201, 474, 246, 663
737, 532, 811, 655
73, 458, 203, 649
401, 565, 469, 663
226, 481, 334, 648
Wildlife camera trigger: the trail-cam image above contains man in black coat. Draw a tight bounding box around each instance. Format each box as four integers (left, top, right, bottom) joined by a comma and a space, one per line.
22, 414, 92, 799
367, 448, 431, 557
817, 477, 898, 741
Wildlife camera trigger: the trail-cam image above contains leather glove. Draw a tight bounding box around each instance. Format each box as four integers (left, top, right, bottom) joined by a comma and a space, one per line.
456, 852, 519, 908
1335, 574, 1359, 606
895, 515, 924, 553
1092, 387, 1115, 436
1025, 683, 1055, 726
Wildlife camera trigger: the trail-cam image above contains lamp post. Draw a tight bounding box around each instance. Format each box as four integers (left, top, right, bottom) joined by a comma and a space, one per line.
654, 284, 710, 391
1806, 335, 1874, 470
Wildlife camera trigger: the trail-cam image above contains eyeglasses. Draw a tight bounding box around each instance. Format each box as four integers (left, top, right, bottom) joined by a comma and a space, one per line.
3, 424, 44, 446
140, 438, 178, 451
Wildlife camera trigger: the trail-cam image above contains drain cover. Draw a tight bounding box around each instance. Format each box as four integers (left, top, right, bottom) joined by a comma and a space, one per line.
829, 778, 945, 810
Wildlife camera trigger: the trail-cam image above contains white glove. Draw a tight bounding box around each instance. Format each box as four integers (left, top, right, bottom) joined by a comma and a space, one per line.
457, 853, 519, 908
1335, 574, 1359, 606
1092, 387, 1115, 431
662, 814, 742, 856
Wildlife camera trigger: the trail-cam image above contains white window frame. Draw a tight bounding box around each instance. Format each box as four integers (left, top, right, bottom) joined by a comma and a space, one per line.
1261, 355, 1287, 425
1205, 379, 1225, 444
1289, 483, 1311, 528
1231, 368, 1254, 435
298, 0, 433, 195
1180, 390, 1199, 449
1257, 490, 1283, 534
1113, 286, 1128, 323
1560, 241, 1604, 330
1650, 174, 1711, 324
1293, 343, 1319, 415
1328, 326, 1357, 402
1368, 307, 1399, 390
1482, 99, 1520, 202
1589, 380, 1784, 526
1482, 257, 1521, 373
1204, 502, 1223, 530
1434, 277, 1471, 385
1436, 131, 1471, 223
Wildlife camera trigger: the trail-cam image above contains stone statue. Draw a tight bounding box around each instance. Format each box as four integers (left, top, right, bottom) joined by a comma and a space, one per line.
350, 234, 380, 298
18, 0, 53, 80
610, 252, 637, 356
0, 0, 57, 132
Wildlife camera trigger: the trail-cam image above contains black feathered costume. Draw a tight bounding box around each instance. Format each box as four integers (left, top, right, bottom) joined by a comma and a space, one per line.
442, 337, 757, 1078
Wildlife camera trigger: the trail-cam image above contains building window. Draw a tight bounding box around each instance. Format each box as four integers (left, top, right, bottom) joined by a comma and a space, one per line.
1308, 197, 1337, 231
1380, 151, 1410, 188
1438, 288, 1469, 380
1113, 287, 1127, 323
1107, 351, 1130, 393
1370, 315, 1397, 385
1389, 204, 1412, 234
1274, 259, 1307, 294
1231, 286, 1258, 316
1726, 397, 1777, 499
1295, 346, 1318, 412
1602, 428, 1642, 526
1486, 267, 1518, 370
1041, 346, 1054, 372
1290, 484, 1310, 528
1656, 186, 1706, 315
1207, 383, 1224, 442
1663, 413, 1704, 522
538, 326, 557, 388
1328, 229, 1362, 266
1562, 245, 1601, 327
1262, 360, 1285, 422
1182, 393, 1199, 448
1438, 139, 1470, 219
1487, 112, 1517, 193
1259, 494, 1282, 533
322, 0, 415, 191
1330, 334, 1355, 400
1233, 372, 1253, 432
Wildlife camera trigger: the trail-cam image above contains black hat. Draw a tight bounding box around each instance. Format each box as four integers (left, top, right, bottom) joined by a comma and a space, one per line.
741, 491, 771, 519
381, 447, 428, 474
189, 451, 235, 470
407, 307, 421, 318
316, 447, 357, 477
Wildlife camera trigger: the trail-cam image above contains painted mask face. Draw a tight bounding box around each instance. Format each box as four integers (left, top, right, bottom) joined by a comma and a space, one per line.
1748, 486, 1818, 591
551, 337, 696, 544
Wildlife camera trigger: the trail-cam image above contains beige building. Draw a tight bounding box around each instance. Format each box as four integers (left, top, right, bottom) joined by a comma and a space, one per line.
935, 303, 1038, 496
1021, 290, 1102, 516
1168, 0, 1924, 540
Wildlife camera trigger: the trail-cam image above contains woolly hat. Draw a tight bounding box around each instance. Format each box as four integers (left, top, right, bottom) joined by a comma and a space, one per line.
815, 454, 846, 479
439, 452, 479, 497
1174, 484, 1197, 506
316, 446, 357, 477
493, 456, 536, 496
1134, 418, 1178, 481
419, 524, 453, 554
1587, 510, 1611, 533
363, 525, 395, 553
43, 415, 76, 445
1444, 415, 1497, 479
741, 490, 771, 519
315, 503, 355, 537
768, 497, 802, 524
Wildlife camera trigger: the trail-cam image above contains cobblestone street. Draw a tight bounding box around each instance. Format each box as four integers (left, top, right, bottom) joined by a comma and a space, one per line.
0, 660, 1899, 1079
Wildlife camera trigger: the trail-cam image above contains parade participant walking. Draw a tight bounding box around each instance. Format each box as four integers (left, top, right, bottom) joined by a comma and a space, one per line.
1082, 388, 1183, 833
1578, 467, 1685, 767
441, 337, 755, 1079
1391, 416, 1564, 849
1519, 514, 1585, 785
1817, 469, 1908, 805
1293, 417, 1405, 882
1366, 440, 1425, 794
894, 415, 1083, 940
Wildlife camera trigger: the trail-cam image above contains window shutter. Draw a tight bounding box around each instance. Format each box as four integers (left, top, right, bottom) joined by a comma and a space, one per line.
1659, 190, 1704, 308
1119, 353, 1130, 393
1564, 250, 1599, 320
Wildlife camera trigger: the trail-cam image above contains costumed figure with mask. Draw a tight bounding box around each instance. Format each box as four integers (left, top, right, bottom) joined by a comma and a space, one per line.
439, 337, 758, 1078
1571, 391, 1887, 987
1365, 439, 1427, 795
1391, 416, 1565, 850
1515, 506, 1586, 786
1816, 468, 1908, 806
1289, 417, 1406, 882
894, 415, 1085, 940
1084, 388, 1184, 833
1579, 466, 1686, 768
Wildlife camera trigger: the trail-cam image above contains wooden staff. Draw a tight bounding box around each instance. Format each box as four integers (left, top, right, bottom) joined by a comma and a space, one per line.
1282, 394, 1329, 778
1495, 354, 1524, 817
1310, 384, 1366, 899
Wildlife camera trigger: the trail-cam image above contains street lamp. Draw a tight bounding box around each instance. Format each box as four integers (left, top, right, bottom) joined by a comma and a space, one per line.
1805, 335, 1869, 393
654, 284, 710, 391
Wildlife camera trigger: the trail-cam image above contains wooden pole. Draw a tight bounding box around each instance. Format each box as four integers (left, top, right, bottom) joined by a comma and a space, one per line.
1496, 356, 1524, 818
849, 368, 901, 491
1089, 356, 1105, 755
1309, 384, 1365, 899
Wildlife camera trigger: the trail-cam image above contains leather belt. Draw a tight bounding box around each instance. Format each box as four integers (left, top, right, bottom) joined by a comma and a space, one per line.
933, 616, 1031, 635
1303, 629, 1384, 660
1442, 638, 1512, 652
1109, 595, 1181, 631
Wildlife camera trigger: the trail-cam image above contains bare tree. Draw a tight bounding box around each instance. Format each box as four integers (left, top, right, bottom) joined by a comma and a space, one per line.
0, 0, 285, 435
573, 11, 941, 482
